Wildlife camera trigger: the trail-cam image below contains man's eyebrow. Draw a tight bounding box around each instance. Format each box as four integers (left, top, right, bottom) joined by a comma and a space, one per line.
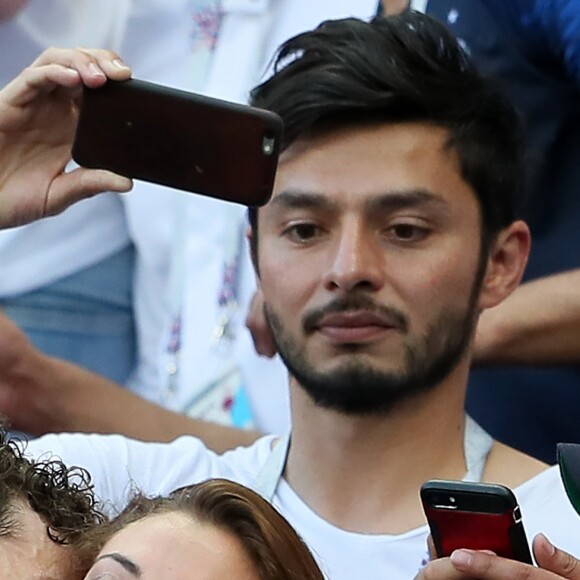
94, 552, 142, 576
365, 189, 450, 214
269, 188, 450, 215
268, 190, 337, 212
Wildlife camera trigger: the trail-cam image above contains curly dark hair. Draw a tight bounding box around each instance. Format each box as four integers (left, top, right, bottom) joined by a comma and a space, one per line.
78, 478, 324, 580
0, 428, 105, 548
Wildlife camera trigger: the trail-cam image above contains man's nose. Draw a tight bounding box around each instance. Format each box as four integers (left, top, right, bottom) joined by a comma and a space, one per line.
322, 223, 385, 293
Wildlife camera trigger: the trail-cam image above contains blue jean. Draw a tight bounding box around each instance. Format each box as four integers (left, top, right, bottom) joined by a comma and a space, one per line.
1, 244, 136, 385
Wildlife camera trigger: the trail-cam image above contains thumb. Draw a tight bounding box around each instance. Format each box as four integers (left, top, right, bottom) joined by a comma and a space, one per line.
45, 168, 133, 217
533, 534, 580, 579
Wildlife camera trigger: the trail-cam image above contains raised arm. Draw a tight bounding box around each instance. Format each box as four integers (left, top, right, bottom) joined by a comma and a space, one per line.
0, 310, 260, 452
474, 269, 580, 366
0, 47, 133, 229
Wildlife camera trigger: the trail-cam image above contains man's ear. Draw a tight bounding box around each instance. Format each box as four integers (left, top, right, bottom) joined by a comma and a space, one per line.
246, 225, 260, 281
478, 220, 531, 310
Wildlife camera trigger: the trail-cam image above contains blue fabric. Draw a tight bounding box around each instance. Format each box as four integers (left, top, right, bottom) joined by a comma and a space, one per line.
533, 0, 580, 86
1, 244, 136, 385
425, 0, 580, 463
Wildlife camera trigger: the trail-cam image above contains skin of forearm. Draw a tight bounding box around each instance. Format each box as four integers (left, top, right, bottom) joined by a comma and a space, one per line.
474, 270, 580, 366
13, 353, 261, 452
0, 0, 29, 22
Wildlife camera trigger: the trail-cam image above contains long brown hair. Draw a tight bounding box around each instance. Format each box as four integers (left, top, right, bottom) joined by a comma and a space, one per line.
79, 478, 324, 579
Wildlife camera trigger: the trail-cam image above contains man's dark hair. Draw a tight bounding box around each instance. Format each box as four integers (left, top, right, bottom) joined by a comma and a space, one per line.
0, 428, 105, 546
248, 11, 523, 253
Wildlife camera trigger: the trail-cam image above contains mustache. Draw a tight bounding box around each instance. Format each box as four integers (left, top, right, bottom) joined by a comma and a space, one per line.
302, 295, 408, 333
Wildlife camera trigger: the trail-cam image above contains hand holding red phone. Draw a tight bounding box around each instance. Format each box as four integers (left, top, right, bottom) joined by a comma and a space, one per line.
0, 47, 132, 229
415, 534, 580, 579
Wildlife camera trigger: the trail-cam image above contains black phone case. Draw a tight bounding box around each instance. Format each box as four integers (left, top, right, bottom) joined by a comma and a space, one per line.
72, 78, 283, 206
421, 479, 533, 564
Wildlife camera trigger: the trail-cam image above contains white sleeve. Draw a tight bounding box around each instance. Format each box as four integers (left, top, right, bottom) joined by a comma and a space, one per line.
24, 432, 276, 514
24, 432, 222, 514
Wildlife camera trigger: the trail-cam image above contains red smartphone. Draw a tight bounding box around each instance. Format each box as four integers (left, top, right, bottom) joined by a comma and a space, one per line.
72, 78, 283, 206
420, 479, 533, 564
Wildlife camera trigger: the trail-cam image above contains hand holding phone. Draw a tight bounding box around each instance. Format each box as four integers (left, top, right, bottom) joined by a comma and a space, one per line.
0, 47, 134, 228
421, 479, 533, 564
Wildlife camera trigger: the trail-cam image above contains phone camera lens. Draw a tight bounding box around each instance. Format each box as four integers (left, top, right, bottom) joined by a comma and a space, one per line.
262, 135, 275, 156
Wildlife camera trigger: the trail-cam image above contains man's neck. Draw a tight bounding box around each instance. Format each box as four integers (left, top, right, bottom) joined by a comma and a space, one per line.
285, 369, 470, 534
381, 0, 410, 15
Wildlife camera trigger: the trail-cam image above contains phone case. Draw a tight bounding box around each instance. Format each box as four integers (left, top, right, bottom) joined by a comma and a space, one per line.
72, 78, 283, 206
421, 480, 533, 564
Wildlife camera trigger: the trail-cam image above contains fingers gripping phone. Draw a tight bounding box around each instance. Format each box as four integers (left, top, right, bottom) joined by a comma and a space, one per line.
420, 479, 533, 564
72, 79, 283, 206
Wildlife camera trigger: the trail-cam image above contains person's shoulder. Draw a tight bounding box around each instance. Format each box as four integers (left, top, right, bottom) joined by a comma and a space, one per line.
220, 433, 278, 458
484, 440, 548, 488
24, 431, 132, 462
515, 462, 562, 496
23, 431, 279, 493
514, 463, 580, 555
514, 464, 579, 531
23, 431, 267, 512
218, 433, 279, 481
23, 431, 198, 491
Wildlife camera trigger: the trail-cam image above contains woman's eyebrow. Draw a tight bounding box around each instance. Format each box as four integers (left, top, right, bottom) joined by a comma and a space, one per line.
94, 552, 142, 576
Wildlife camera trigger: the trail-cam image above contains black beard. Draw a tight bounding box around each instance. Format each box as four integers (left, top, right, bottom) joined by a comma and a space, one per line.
264, 291, 480, 417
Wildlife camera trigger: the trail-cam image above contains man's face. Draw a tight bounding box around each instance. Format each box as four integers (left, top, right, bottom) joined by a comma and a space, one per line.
0, 500, 77, 580
255, 122, 487, 415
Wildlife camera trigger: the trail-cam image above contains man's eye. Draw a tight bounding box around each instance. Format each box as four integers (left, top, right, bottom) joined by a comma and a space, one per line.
390, 224, 429, 241
285, 223, 320, 242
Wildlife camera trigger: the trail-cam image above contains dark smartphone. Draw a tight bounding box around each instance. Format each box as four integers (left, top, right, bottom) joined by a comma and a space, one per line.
72, 78, 283, 206
420, 479, 533, 564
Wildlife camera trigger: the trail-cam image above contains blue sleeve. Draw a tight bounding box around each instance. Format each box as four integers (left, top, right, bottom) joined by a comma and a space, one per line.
534, 0, 580, 87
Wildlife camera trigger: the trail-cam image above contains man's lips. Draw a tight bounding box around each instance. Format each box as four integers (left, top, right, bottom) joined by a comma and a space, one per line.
314, 311, 402, 343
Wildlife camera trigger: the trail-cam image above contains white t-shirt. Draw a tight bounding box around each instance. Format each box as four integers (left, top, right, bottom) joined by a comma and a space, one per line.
26, 433, 580, 580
